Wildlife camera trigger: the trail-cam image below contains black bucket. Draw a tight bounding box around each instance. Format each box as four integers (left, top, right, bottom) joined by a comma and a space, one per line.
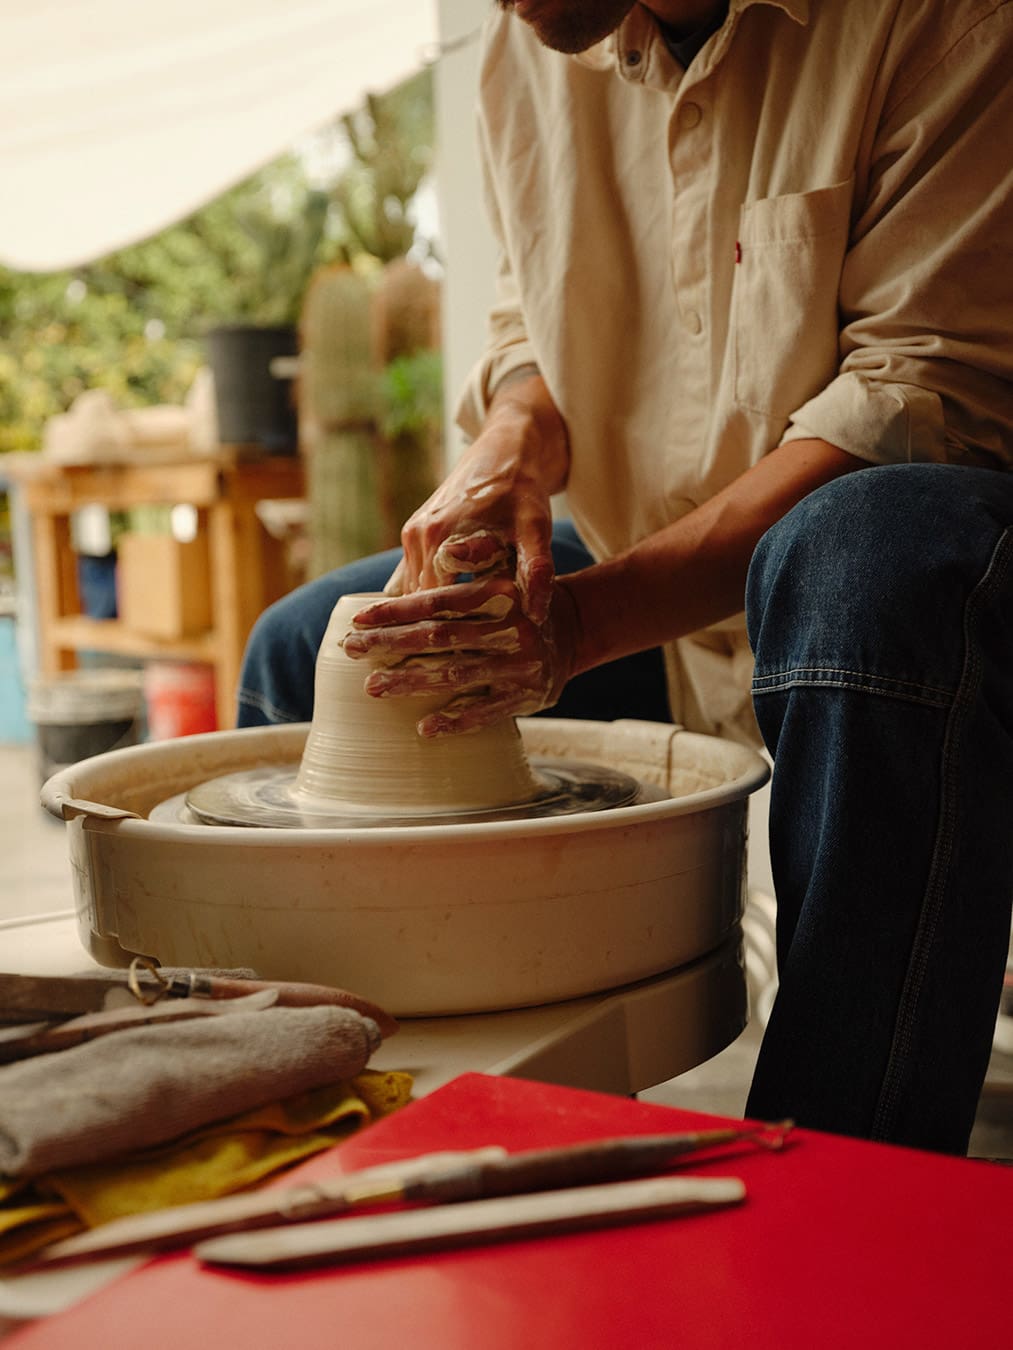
27, 669, 145, 785
205, 325, 298, 453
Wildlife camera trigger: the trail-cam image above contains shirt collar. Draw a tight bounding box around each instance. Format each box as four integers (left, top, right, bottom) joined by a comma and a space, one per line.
736, 0, 809, 26
575, 0, 809, 74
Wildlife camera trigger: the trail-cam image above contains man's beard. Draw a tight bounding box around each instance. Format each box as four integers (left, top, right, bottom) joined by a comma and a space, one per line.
495, 0, 637, 54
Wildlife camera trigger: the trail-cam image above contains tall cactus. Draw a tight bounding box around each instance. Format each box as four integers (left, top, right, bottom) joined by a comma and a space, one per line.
374, 260, 442, 543
299, 260, 442, 578
299, 265, 383, 578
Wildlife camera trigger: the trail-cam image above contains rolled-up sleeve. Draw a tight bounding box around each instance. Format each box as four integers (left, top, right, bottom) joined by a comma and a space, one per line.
454, 97, 538, 442
783, 5, 1013, 469
455, 246, 538, 441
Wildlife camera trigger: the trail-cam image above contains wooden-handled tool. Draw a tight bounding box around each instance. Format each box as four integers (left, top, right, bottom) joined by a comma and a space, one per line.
29, 1122, 790, 1269
0, 966, 398, 1045
195, 1177, 748, 1270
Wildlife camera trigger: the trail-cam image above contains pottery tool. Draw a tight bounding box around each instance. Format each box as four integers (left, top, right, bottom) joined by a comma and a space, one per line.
0, 968, 397, 1035
28, 1122, 790, 1268
194, 1176, 748, 1271
0, 968, 398, 1063
0, 989, 278, 1062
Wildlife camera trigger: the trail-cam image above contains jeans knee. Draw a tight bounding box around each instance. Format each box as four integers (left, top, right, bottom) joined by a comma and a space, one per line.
245, 594, 283, 656
747, 463, 1013, 677
245, 590, 308, 670
750, 469, 878, 656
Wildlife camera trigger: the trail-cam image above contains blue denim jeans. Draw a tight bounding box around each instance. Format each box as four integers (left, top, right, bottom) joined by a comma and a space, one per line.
745, 463, 1013, 1153
238, 466, 1013, 1153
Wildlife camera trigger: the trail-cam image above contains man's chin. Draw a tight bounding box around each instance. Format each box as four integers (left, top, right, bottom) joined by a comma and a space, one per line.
497, 0, 634, 54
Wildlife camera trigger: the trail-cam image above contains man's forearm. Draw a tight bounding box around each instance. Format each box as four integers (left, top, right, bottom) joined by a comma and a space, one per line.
562, 438, 864, 673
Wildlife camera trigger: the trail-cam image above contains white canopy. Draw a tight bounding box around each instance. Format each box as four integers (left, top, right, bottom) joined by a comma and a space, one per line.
0, 0, 438, 272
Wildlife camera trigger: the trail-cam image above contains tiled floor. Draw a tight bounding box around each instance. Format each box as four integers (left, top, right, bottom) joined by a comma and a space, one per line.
2, 740, 1011, 1160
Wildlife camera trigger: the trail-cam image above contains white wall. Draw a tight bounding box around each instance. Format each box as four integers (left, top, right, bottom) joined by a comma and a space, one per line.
434, 1, 499, 465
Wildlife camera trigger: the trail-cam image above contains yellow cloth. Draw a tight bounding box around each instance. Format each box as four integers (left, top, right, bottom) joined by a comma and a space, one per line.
0, 1176, 87, 1264
0, 1069, 412, 1265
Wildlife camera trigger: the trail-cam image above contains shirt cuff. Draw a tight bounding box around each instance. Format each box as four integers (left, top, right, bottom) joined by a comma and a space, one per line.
781, 371, 948, 465
454, 340, 539, 442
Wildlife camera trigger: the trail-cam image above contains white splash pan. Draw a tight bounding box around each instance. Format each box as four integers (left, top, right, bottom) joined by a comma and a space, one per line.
41, 717, 769, 1017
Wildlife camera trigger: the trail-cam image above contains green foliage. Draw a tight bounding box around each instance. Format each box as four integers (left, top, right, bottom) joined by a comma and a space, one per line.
380, 350, 444, 442
0, 155, 324, 453
0, 259, 205, 453
0, 69, 435, 455
191, 161, 339, 326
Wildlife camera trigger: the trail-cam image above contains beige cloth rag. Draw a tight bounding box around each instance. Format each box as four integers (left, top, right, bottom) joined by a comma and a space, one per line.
0, 1005, 380, 1179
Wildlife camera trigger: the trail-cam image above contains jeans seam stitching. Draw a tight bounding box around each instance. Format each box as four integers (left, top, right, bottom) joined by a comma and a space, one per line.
236, 688, 303, 724
752, 666, 953, 700
869, 526, 1013, 1140
752, 675, 951, 709
754, 682, 949, 710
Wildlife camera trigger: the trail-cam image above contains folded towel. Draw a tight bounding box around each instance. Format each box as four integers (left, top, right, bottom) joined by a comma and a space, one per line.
49, 1070, 414, 1227
0, 1070, 412, 1264
0, 1006, 381, 1179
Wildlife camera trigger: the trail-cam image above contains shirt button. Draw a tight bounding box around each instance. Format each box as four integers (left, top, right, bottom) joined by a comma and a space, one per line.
625, 49, 642, 66
680, 102, 703, 129
684, 309, 703, 336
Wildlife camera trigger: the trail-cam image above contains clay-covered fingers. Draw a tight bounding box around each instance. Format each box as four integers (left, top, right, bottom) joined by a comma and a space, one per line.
513, 498, 555, 624
349, 578, 518, 633
347, 617, 524, 666
395, 499, 497, 596
417, 686, 546, 739
432, 528, 512, 585
517, 547, 554, 625
363, 654, 543, 700
381, 557, 409, 598
344, 575, 581, 739
343, 580, 524, 671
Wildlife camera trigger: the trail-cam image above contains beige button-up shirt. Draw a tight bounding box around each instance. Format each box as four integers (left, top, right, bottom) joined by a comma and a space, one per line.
457, 0, 1013, 742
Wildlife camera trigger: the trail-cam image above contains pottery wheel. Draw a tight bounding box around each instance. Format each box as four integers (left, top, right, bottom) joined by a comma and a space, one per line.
182, 757, 659, 830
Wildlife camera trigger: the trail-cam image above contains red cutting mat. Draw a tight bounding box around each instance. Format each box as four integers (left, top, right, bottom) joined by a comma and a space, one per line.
8, 1071, 1009, 1350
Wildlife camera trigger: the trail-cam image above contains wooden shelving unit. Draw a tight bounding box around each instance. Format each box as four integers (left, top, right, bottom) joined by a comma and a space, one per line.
13, 449, 304, 729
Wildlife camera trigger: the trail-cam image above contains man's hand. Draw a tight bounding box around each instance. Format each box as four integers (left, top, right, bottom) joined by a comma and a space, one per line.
383, 369, 568, 625
344, 437, 863, 738
342, 576, 582, 738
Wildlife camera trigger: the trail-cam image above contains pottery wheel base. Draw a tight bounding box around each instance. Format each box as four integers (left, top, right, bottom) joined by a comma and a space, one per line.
41, 719, 771, 1015
181, 758, 658, 829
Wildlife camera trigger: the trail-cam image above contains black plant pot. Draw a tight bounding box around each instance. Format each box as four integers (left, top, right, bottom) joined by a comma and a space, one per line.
205, 325, 298, 454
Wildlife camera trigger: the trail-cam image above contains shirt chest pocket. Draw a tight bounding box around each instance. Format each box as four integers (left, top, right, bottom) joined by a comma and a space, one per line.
733, 178, 854, 421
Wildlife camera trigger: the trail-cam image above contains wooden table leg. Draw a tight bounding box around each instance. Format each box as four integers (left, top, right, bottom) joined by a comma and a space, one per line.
207, 498, 272, 730
33, 513, 79, 675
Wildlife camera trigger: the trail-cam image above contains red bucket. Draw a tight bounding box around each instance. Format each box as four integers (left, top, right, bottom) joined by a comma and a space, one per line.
143, 662, 217, 740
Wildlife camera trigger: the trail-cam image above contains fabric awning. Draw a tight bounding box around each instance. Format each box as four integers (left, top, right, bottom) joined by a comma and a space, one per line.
0, 0, 438, 272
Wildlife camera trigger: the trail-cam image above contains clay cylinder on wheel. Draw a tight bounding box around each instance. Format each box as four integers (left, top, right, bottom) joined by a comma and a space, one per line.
294, 593, 540, 814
